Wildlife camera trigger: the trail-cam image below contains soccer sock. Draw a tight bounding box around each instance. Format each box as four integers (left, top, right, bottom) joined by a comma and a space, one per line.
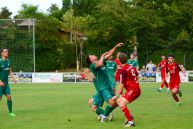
160, 82, 164, 88
104, 105, 114, 117
96, 108, 104, 115
7, 100, 12, 113
165, 82, 169, 88
121, 106, 133, 122
172, 94, 179, 102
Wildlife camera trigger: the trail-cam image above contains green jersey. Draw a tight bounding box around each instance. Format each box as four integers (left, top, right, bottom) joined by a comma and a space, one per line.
105, 61, 117, 88
90, 61, 111, 92
127, 59, 139, 68
0, 58, 11, 85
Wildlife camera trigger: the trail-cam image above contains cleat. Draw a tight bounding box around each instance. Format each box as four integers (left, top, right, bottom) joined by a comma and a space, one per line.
157, 89, 162, 92
97, 115, 102, 121
177, 102, 182, 106
124, 121, 135, 127
179, 90, 182, 97
124, 115, 134, 125
108, 113, 113, 122
8, 113, 16, 117
100, 115, 107, 122
167, 88, 170, 92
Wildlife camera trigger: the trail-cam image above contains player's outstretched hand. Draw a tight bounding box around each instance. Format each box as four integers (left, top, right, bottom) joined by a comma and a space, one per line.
116, 42, 124, 47
0, 81, 4, 87
101, 52, 109, 57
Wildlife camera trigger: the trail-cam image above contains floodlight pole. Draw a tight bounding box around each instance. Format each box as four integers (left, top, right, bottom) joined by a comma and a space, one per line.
32, 18, 36, 72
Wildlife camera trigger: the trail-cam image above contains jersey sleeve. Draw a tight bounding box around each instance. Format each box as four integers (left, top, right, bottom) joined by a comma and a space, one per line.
8, 59, 11, 67
120, 69, 127, 84
136, 61, 139, 67
90, 63, 96, 71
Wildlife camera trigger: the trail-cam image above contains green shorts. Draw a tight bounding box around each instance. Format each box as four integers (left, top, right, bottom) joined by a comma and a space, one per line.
0, 85, 11, 97
92, 93, 104, 107
99, 88, 115, 102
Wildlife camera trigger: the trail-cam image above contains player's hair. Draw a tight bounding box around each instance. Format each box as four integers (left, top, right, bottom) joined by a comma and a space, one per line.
168, 54, 174, 58
118, 52, 127, 64
0, 47, 7, 53
86, 55, 91, 66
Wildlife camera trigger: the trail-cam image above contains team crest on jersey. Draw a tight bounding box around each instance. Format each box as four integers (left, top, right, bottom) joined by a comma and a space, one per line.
173, 66, 175, 69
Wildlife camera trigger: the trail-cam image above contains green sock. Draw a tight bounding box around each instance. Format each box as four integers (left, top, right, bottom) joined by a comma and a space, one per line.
104, 105, 114, 117
96, 108, 104, 115
7, 100, 12, 113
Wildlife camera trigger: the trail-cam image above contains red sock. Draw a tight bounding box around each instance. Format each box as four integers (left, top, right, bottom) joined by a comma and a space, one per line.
165, 82, 168, 88
172, 94, 179, 102
121, 106, 132, 121
160, 82, 164, 88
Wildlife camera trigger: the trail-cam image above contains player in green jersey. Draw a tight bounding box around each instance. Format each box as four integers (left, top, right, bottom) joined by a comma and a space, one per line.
86, 43, 123, 122
127, 53, 139, 70
106, 56, 117, 91
84, 68, 113, 121
0, 48, 16, 117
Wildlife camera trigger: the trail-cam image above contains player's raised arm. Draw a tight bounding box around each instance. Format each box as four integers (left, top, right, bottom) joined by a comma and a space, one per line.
95, 52, 109, 68
104, 43, 124, 59
179, 65, 186, 76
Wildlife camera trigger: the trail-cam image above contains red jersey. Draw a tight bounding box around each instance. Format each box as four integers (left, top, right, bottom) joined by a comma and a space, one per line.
158, 60, 168, 73
114, 58, 122, 81
166, 62, 181, 83
120, 64, 140, 91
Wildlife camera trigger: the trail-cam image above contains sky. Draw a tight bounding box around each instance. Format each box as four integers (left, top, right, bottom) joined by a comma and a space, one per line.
0, 0, 63, 17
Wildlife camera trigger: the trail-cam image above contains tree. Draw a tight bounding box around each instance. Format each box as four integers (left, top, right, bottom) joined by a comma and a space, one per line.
0, 7, 12, 19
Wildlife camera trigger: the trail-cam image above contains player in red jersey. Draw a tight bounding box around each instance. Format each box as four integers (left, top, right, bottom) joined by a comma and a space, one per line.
114, 52, 122, 82
113, 53, 141, 127
166, 55, 186, 106
157, 56, 170, 92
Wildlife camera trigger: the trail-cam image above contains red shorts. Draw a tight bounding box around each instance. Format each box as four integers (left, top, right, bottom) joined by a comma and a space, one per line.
169, 81, 180, 91
122, 88, 141, 103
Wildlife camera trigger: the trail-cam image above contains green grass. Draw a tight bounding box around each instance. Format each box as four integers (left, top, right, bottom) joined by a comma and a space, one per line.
0, 83, 193, 129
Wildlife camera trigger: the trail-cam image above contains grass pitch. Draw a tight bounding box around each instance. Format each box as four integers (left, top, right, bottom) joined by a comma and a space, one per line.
0, 83, 193, 129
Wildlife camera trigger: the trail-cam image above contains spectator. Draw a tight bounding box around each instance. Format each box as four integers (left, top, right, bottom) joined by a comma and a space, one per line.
146, 61, 156, 77
146, 61, 155, 72
140, 65, 146, 77
127, 53, 139, 70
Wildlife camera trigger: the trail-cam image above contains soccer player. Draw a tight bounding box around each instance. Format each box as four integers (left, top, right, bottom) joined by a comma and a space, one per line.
157, 56, 170, 92
113, 53, 141, 127
86, 43, 123, 122
166, 55, 186, 106
106, 56, 117, 91
127, 53, 139, 71
84, 68, 114, 122
0, 48, 16, 116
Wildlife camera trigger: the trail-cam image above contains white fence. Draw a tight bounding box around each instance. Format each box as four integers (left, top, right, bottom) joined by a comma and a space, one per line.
9, 71, 193, 83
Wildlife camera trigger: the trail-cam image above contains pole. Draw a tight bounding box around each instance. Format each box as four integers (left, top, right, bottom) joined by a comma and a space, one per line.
70, 0, 73, 44
32, 19, 36, 72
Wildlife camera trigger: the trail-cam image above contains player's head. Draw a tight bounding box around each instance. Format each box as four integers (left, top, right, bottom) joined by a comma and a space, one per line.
161, 55, 166, 60
1, 48, 9, 58
130, 53, 135, 59
86, 55, 98, 66
118, 53, 127, 64
108, 56, 113, 61
168, 54, 174, 63
116, 52, 121, 59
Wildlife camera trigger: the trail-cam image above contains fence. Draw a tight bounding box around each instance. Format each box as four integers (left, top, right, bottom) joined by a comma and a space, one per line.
8, 71, 192, 83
